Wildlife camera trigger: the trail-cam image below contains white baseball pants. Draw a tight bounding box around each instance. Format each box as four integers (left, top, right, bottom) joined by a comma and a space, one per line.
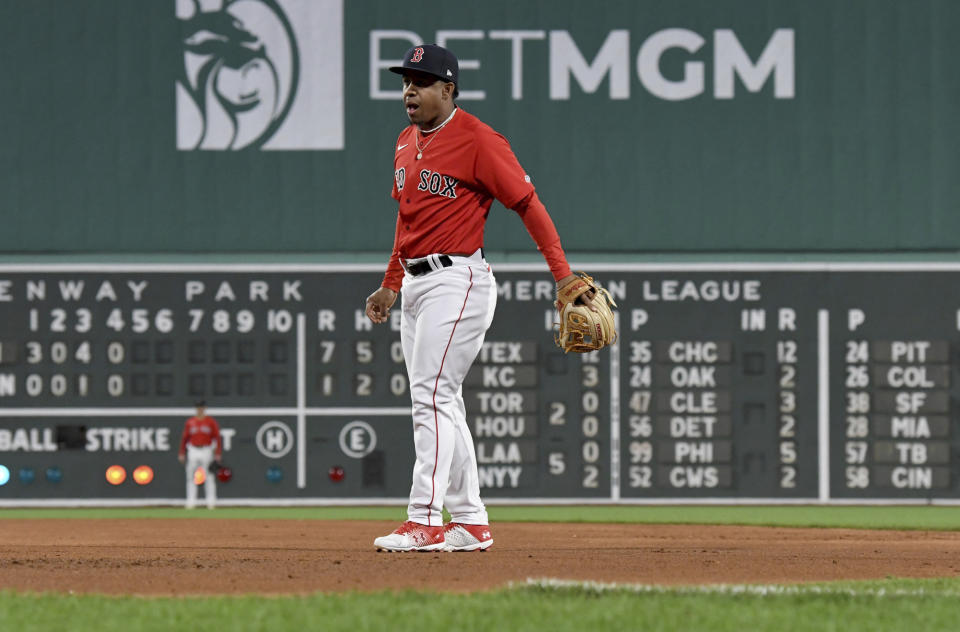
184, 445, 217, 509
401, 250, 496, 527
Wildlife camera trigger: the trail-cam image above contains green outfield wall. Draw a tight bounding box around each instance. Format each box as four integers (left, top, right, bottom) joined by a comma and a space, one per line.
1, 0, 957, 254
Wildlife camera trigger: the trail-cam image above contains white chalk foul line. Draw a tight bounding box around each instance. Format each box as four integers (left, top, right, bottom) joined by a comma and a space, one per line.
516, 578, 960, 598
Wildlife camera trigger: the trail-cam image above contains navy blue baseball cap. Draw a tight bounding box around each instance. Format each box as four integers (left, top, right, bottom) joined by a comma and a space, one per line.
389, 44, 459, 86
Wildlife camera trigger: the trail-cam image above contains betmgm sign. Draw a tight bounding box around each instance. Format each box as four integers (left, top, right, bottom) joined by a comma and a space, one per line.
175, 1, 792, 150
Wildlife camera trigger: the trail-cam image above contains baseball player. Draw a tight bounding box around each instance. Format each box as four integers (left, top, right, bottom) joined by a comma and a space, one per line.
178, 400, 222, 510
365, 44, 593, 552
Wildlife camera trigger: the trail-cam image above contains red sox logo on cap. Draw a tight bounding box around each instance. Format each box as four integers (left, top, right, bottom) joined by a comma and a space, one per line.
389, 45, 460, 88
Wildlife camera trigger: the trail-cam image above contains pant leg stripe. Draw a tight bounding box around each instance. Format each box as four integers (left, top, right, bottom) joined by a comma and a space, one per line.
427, 267, 474, 525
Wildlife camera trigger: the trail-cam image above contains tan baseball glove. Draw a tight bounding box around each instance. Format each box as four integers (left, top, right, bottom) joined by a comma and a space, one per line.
554, 272, 618, 353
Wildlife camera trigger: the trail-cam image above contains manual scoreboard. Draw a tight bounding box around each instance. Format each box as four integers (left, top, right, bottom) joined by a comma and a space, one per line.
0, 263, 958, 503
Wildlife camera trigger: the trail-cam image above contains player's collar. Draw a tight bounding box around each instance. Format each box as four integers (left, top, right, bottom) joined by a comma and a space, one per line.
419, 106, 457, 134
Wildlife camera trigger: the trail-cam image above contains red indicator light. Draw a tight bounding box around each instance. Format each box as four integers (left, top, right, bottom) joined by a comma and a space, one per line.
328, 465, 344, 482
105, 465, 126, 485
133, 465, 154, 485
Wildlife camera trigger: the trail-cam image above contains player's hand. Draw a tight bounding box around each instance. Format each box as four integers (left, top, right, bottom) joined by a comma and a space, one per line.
365, 287, 398, 324
178, 454, 185, 465
556, 274, 597, 311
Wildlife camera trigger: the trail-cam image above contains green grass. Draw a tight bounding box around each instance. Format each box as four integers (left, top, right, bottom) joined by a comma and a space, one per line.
2, 505, 960, 530
2, 577, 960, 632
2, 507, 959, 630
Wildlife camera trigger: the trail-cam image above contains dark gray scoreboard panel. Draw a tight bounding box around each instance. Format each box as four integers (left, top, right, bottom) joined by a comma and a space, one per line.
827, 271, 960, 499
0, 268, 607, 500
0, 265, 957, 503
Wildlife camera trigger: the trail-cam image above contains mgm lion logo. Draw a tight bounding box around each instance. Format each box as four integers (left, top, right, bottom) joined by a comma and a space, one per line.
176, 0, 299, 150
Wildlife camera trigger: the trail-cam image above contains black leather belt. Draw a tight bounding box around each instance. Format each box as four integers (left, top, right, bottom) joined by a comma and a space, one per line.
405, 254, 452, 277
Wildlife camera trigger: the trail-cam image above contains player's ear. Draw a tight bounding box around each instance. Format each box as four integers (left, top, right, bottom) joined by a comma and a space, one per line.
442, 81, 455, 101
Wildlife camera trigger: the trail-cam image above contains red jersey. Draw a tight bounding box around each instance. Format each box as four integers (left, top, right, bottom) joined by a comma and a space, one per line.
179, 415, 222, 458
383, 108, 571, 291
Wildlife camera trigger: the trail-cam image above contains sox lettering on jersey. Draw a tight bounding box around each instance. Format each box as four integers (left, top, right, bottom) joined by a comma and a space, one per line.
417, 170, 458, 199
385, 109, 570, 289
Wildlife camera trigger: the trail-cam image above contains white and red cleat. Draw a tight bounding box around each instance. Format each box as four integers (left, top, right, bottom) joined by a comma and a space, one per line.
443, 522, 493, 552
374, 521, 446, 552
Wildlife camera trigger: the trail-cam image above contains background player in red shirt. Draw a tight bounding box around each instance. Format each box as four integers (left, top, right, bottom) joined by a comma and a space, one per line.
365, 44, 595, 552
178, 400, 222, 510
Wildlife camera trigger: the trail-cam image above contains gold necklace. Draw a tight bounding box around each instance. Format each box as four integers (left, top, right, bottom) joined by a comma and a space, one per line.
415, 108, 457, 160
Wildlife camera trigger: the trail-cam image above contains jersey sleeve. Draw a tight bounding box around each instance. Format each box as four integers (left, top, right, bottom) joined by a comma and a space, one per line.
178, 421, 190, 457
512, 191, 572, 282
473, 128, 536, 209
384, 130, 407, 286
382, 212, 404, 291
211, 418, 222, 460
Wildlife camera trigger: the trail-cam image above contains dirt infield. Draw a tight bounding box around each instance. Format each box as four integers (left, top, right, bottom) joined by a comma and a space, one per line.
1, 519, 959, 595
